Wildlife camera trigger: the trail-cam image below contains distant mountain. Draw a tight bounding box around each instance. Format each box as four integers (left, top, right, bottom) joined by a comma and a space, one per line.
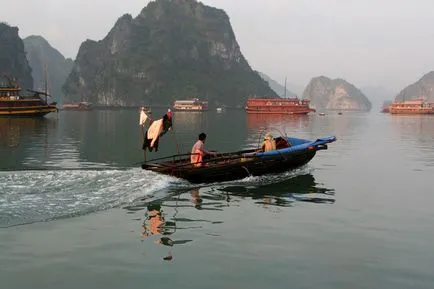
395, 71, 434, 102
283, 81, 304, 97
24, 35, 74, 102
63, 0, 277, 107
257, 71, 296, 97
302, 76, 372, 111
361, 86, 394, 110
0, 23, 33, 89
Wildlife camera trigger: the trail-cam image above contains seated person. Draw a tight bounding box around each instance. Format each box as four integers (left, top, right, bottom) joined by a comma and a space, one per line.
261, 133, 276, 152
275, 136, 291, 149
191, 133, 217, 167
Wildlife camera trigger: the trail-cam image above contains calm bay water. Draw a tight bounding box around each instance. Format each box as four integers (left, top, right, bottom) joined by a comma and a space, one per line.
1, 110, 434, 288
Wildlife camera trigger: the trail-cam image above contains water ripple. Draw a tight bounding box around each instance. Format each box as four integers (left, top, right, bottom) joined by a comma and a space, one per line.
0, 168, 181, 227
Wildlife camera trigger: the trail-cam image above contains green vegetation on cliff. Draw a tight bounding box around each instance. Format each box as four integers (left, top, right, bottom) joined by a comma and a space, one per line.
24, 35, 74, 102
0, 23, 33, 89
63, 0, 277, 106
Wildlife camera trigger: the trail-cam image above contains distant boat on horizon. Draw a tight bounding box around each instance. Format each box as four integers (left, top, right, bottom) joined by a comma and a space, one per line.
388, 97, 434, 114
245, 97, 315, 115
172, 98, 208, 112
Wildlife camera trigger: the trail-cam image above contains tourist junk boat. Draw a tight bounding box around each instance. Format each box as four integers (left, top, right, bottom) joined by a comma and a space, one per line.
389, 97, 434, 114
172, 98, 208, 112
142, 135, 336, 183
246, 77, 315, 115
245, 98, 316, 114
0, 75, 57, 117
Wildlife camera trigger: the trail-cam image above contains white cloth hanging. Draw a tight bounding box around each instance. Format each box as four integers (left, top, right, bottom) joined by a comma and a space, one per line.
139, 110, 149, 126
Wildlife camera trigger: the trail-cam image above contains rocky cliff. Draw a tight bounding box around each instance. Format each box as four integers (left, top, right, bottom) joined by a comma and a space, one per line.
0, 23, 33, 89
24, 35, 74, 102
63, 0, 277, 106
302, 76, 372, 111
395, 71, 434, 102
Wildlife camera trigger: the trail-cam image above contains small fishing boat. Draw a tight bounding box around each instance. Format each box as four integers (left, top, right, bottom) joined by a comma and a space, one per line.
141, 135, 336, 183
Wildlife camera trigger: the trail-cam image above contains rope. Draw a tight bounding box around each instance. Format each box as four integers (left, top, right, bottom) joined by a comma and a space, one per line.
170, 129, 181, 156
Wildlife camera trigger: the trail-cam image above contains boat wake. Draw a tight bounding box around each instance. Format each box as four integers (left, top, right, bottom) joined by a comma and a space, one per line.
0, 168, 184, 228
0, 165, 321, 227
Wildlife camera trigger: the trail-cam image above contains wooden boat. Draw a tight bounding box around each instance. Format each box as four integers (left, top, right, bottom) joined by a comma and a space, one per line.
245, 98, 316, 115
141, 136, 336, 183
389, 98, 434, 114
0, 75, 57, 117
173, 98, 208, 112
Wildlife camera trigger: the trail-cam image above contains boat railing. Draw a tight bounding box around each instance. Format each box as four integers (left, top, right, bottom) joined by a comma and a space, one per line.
143, 150, 259, 168
144, 152, 194, 164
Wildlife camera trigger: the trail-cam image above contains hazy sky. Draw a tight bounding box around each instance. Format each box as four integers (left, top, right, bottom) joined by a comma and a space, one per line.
2, 0, 434, 93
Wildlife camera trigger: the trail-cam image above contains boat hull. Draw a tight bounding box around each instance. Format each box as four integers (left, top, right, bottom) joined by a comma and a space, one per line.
158, 149, 317, 183
172, 109, 209, 112
0, 106, 57, 117
246, 109, 313, 115
245, 98, 316, 115
388, 99, 434, 114
389, 109, 434, 114
142, 136, 336, 184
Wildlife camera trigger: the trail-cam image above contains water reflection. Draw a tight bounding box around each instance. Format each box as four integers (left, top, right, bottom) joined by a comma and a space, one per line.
0, 118, 58, 169
172, 111, 208, 133
306, 112, 369, 141
191, 188, 203, 209
136, 200, 194, 262
219, 174, 335, 207
126, 173, 334, 262
390, 115, 434, 137
0, 118, 57, 148
246, 114, 310, 133
389, 115, 434, 165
